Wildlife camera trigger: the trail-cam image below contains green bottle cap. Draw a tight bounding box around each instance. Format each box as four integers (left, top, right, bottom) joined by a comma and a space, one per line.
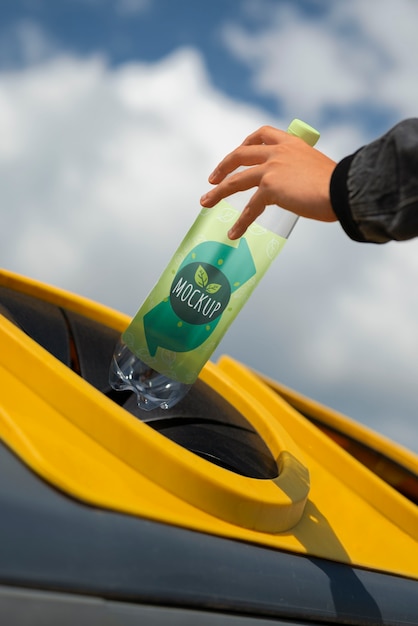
287, 119, 320, 147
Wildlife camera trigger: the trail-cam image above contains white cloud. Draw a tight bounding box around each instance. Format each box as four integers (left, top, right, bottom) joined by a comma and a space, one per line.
1, 12, 418, 455
0, 49, 271, 310
223, 0, 418, 128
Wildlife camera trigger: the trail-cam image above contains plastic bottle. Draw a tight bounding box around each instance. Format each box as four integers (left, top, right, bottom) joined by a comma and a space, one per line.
109, 119, 320, 410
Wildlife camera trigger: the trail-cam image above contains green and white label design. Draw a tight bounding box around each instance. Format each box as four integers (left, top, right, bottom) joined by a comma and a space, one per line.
123, 201, 286, 384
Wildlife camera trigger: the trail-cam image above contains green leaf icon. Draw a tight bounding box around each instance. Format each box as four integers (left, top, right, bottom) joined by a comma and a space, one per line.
206, 283, 221, 294
195, 265, 208, 288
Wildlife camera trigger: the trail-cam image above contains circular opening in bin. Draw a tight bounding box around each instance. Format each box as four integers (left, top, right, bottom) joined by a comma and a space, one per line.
0, 285, 278, 481
121, 380, 279, 480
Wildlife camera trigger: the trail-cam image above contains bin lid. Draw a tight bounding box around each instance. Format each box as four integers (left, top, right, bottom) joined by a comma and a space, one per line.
0, 267, 417, 580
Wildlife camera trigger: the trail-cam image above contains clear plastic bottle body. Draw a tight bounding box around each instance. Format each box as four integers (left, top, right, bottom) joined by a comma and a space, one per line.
109, 119, 319, 411
109, 205, 296, 412
109, 340, 191, 410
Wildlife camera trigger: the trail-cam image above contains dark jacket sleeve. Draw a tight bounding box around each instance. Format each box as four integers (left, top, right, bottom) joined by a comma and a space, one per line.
330, 118, 418, 243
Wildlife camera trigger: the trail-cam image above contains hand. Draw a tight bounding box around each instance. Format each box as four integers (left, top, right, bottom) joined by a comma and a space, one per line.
200, 125, 337, 239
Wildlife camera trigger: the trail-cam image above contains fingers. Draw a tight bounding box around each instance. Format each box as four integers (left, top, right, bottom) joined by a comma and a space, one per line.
200, 125, 318, 238
241, 125, 288, 146
201, 163, 265, 208
227, 189, 267, 240
207, 126, 289, 185
208, 144, 268, 185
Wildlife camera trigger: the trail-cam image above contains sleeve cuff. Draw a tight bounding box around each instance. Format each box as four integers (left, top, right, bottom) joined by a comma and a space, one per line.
330, 152, 368, 243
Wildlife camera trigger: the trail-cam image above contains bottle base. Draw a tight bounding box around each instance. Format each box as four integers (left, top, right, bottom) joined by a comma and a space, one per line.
109, 341, 192, 411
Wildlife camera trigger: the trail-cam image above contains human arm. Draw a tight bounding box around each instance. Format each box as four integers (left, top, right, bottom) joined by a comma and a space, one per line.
201, 119, 418, 243
200, 125, 337, 240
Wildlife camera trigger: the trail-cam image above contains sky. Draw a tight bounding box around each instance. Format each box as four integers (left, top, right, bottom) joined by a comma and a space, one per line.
1, 0, 418, 454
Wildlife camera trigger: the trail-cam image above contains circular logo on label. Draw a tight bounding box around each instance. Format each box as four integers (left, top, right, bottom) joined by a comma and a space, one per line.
170, 261, 231, 325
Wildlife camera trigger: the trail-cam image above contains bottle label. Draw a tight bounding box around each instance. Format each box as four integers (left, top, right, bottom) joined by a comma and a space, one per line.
123, 201, 286, 384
